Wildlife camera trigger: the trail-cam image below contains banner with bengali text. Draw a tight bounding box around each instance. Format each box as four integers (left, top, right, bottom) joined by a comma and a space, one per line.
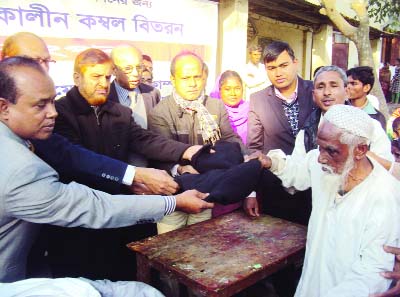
0, 0, 218, 97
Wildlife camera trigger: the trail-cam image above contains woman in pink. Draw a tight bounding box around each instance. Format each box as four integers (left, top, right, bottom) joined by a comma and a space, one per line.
217, 70, 249, 144
209, 70, 251, 217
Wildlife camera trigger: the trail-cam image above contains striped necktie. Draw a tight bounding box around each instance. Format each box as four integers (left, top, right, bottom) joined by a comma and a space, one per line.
128, 91, 148, 129
128, 91, 138, 110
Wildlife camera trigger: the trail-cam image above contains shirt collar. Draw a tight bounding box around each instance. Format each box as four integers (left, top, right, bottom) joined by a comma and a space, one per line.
114, 80, 140, 98
274, 78, 299, 103
361, 100, 378, 114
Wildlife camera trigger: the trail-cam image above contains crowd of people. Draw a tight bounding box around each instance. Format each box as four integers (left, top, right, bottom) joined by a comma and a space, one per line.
1, 31, 400, 297
379, 58, 400, 104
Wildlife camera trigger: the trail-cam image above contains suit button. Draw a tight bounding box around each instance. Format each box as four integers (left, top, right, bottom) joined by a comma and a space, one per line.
115, 177, 119, 182
101, 173, 106, 177
106, 174, 110, 179
110, 176, 114, 181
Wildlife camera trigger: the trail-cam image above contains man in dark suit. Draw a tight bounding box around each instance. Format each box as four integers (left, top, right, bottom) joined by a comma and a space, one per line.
246, 41, 315, 225
246, 40, 315, 297
108, 45, 160, 129
108, 45, 161, 167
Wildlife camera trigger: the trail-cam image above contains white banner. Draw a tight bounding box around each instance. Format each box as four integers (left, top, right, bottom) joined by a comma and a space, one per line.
0, 0, 218, 97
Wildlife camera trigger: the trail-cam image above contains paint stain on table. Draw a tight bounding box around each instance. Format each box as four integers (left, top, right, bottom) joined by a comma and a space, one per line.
128, 211, 306, 294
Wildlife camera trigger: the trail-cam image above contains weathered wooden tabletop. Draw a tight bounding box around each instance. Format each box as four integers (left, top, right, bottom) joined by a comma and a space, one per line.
127, 211, 307, 296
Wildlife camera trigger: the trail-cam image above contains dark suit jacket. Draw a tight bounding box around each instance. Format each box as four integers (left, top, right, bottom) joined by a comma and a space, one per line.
108, 81, 161, 118
32, 133, 127, 187
50, 86, 190, 280
54, 87, 189, 193
247, 77, 315, 155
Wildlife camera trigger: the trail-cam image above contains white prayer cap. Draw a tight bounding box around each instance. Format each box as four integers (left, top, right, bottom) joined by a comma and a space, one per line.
323, 104, 373, 140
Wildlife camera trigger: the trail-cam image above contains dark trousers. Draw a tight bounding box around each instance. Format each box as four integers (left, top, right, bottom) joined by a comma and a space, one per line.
46, 223, 156, 281
257, 169, 312, 226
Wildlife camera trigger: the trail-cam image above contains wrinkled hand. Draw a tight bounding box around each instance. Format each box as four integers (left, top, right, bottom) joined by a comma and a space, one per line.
370, 245, 400, 297
134, 167, 179, 195
247, 151, 272, 168
178, 165, 199, 175
243, 197, 260, 217
175, 189, 214, 214
182, 145, 203, 161
258, 154, 272, 169
247, 151, 263, 160
131, 182, 152, 195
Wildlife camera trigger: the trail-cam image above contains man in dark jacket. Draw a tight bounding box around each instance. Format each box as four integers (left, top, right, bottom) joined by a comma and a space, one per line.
108, 45, 160, 129
149, 50, 245, 234
108, 45, 161, 167
246, 41, 315, 226
49, 48, 205, 281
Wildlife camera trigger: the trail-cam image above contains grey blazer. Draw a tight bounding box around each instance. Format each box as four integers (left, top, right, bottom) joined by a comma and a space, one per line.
0, 122, 166, 282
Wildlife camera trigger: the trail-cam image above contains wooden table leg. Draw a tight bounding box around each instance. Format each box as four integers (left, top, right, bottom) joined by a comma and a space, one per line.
136, 254, 151, 284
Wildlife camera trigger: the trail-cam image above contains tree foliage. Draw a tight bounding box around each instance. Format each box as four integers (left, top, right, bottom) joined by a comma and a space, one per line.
368, 0, 400, 31
320, 0, 390, 117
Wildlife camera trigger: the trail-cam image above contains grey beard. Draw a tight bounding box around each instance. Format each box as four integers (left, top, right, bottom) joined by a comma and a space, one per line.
321, 156, 355, 195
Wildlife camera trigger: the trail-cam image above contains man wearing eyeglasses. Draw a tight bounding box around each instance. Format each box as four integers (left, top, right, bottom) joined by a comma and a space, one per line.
1, 31, 56, 72
108, 45, 160, 130
108, 46, 160, 168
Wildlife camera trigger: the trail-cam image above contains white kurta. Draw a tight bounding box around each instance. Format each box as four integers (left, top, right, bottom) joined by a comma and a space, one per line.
270, 150, 400, 297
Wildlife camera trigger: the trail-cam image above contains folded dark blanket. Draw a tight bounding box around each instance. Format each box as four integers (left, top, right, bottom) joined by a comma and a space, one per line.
190, 140, 243, 173
175, 159, 262, 205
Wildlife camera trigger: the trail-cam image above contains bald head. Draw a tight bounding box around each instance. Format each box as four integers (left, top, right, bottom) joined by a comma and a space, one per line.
111, 45, 143, 90
1, 32, 52, 72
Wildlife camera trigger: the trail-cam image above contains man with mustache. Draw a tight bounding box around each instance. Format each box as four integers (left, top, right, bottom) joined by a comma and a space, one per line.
48, 48, 210, 280
257, 104, 400, 296
286, 66, 391, 164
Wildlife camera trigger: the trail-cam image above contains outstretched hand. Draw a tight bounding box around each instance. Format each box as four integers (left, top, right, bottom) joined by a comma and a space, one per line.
133, 167, 179, 195
175, 189, 214, 214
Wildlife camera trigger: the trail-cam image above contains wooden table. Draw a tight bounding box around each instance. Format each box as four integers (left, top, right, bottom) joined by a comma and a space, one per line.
127, 211, 306, 297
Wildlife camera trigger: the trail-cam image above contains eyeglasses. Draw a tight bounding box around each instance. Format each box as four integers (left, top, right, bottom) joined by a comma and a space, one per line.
32, 57, 56, 65
115, 64, 144, 75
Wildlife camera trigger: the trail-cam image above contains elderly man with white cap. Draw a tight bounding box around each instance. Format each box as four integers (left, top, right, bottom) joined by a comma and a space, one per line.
257, 104, 400, 297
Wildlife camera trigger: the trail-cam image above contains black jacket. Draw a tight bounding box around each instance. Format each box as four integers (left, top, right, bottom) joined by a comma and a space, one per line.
55, 87, 190, 192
